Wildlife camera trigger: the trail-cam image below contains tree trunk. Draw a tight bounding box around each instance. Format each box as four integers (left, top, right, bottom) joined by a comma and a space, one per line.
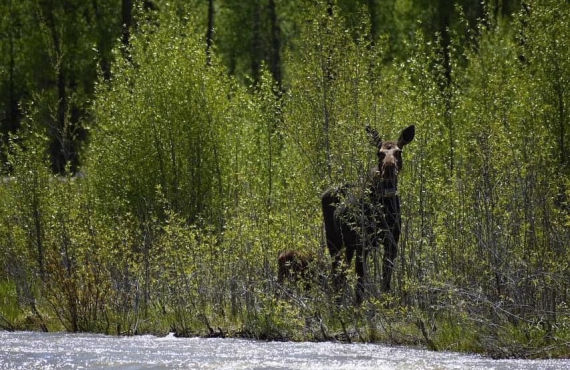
0, 0, 22, 171
322, 1, 334, 179
41, 3, 69, 174
92, 0, 112, 80
250, 1, 262, 87
437, 0, 454, 175
206, 0, 215, 66
7, 5, 19, 133
268, 0, 281, 87
367, 0, 378, 44
122, 0, 132, 48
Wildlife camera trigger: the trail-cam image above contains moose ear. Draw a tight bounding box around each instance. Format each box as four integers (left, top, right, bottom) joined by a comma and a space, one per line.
397, 125, 415, 147
365, 125, 382, 148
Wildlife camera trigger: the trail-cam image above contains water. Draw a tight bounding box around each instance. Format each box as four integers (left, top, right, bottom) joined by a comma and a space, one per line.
0, 331, 567, 369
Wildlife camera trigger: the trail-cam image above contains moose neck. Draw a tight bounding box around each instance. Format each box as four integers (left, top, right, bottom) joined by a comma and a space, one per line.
369, 168, 399, 201
380, 177, 398, 198
373, 176, 401, 218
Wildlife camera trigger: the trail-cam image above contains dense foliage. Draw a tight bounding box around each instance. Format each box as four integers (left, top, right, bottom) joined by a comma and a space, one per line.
1, 0, 568, 358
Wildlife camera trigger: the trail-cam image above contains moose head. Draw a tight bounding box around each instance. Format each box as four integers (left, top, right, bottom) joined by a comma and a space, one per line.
322, 125, 415, 304
366, 124, 415, 193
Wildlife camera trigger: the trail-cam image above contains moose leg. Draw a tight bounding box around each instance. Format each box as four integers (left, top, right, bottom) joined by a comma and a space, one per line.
355, 247, 367, 305
331, 248, 345, 294
322, 191, 345, 294
382, 226, 400, 292
341, 226, 361, 303
381, 243, 396, 292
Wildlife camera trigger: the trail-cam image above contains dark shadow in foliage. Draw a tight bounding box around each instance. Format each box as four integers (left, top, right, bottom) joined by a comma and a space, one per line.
322, 125, 415, 305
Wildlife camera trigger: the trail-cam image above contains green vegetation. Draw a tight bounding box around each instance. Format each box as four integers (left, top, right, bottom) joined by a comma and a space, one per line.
0, 0, 568, 359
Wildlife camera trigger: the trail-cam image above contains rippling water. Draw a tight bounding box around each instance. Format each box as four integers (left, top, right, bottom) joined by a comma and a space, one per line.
0, 331, 567, 369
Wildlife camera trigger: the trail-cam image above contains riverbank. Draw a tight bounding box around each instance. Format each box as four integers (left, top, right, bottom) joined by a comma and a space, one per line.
3, 295, 568, 360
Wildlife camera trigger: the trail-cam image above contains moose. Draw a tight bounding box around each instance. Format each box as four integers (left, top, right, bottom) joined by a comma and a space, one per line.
277, 250, 315, 287
322, 125, 415, 304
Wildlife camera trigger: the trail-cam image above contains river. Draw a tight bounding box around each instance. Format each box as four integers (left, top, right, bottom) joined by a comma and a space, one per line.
0, 331, 567, 369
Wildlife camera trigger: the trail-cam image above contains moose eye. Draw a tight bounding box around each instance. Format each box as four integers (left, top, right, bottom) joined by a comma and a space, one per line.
378, 151, 386, 159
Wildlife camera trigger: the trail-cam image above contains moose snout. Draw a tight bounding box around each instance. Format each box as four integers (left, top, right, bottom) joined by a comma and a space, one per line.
379, 146, 403, 179
382, 163, 397, 176
381, 154, 400, 178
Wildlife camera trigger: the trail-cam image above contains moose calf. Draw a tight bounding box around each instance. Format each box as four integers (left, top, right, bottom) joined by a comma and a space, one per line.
277, 250, 314, 287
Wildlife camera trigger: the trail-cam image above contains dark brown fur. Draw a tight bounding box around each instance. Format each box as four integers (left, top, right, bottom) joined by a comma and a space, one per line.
277, 250, 314, 286
322, 125, 415, 304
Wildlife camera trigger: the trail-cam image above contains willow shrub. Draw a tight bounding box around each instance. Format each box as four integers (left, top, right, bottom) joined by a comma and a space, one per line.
0, 137, 48, 330
0, 128, 114, 332
90, 28, 227, 225
87, 10, 292, 334
395, 1, 570, 355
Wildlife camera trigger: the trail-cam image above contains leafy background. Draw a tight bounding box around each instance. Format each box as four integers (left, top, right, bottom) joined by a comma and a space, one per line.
0, 0, 568, 358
